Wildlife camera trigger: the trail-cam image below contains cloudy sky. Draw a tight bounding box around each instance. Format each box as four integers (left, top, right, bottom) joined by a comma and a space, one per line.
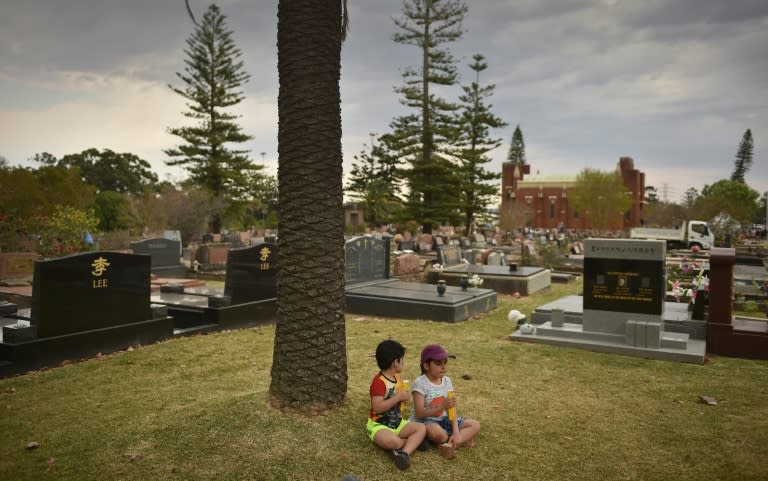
1, 0, 767, 203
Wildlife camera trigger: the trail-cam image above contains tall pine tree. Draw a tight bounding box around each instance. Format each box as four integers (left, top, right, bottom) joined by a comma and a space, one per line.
507, 124, 526, 164
453, 54, 507, 235
165, 4, 259, 233
389, 0, 468, 234
345, 134, 402, 227
730, 128, 753, 183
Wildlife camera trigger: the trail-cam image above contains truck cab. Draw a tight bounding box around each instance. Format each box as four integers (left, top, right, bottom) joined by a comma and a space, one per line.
686, 220, 713, 250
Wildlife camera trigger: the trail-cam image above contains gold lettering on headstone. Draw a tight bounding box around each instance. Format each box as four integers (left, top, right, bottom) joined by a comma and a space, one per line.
92, 278, 109, 288
91, 257, 110, 276
259, 247, 271, 262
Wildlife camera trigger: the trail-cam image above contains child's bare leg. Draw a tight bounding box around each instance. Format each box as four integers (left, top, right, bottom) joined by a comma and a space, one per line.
457, 419, 480, 447
373, 430, 405, 451
425, 423, 449, 444
398, 422, 426, 454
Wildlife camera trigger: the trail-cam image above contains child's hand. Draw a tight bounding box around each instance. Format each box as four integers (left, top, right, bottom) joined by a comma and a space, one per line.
449, 431, 463, 448
396, 390, 410, 403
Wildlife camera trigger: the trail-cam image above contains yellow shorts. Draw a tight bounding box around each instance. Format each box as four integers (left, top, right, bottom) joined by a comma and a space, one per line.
366, 418, 409, 442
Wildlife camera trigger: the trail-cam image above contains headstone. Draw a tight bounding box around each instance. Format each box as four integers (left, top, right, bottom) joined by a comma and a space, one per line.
163, 230, 183, 254
345, 236, 390, 285
224, 243, 278, 303
399, 239, 416, 251
1, 252, 173, 375
223, 231, 242, 248
487, 252, 504, 266
417, 234, 434, 253
130, 237, 181, 268
31, 252, 153, 337
438, 246, 463, 268
393, 253, 420, 277
583, 239, 666, 334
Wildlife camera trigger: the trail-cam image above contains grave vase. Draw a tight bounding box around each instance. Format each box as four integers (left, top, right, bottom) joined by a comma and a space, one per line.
437, 280, 447, 297
460, 276, 469, 291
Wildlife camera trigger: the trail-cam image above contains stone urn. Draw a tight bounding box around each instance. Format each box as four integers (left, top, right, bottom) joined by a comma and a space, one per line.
437, 280, 447, 296
459, 276, 469, 291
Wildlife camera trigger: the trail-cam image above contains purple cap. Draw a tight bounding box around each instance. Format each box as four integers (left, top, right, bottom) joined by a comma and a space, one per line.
420, 344, 455, 366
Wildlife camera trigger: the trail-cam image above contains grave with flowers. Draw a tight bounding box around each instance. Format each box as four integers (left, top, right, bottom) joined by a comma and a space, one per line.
345, 236, 496, 322
511, 238, 706, 363
435, 245, 551, 296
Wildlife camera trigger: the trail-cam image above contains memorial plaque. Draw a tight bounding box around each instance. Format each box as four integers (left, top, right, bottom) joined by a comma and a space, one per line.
224, 243, 278, 303
583, 239, 665, 315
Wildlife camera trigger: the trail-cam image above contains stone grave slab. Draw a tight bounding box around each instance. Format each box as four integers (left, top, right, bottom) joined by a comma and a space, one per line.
437, 246, 551, 295
345, 236, 496, 322
0, 252, 173, 377
151, 243, 278, 333
511, 239, 706, 363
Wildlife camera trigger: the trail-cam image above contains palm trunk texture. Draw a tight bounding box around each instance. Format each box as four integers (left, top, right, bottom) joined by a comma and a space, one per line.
270, 0, 348, 414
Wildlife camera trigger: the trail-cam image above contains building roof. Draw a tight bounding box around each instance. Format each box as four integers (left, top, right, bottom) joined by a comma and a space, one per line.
517, 174, 576, 187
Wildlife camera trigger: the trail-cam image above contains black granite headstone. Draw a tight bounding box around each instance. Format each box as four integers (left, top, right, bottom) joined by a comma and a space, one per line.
583, 245, 664, 315
130, 237, 181, 268
31, 252, 152, 338
345, 237, 389, 285
224, 243, 278, 304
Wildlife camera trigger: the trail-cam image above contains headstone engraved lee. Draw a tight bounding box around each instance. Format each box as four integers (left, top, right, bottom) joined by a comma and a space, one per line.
31, 252, 152, 337
224, 243, 278, 303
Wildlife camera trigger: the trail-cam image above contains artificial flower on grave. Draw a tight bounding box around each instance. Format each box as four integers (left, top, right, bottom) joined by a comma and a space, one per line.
432, 263, 444, 272
668, 279, 692, 303
468, 274, 483, 288
690, 268, 710, 302
668, 267, 709, 304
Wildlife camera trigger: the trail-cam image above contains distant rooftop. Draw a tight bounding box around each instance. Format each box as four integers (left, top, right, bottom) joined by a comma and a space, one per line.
518, 174, 576, 185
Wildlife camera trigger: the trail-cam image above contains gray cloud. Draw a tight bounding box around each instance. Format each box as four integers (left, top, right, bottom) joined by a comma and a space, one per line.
1, 0, 766, 200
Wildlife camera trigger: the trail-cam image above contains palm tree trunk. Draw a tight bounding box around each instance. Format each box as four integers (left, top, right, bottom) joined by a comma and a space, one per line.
270, 0, 348, 414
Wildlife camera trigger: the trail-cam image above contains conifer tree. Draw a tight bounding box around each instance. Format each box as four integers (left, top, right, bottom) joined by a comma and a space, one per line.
389, 0, 468, 233
345, 134, 402, 227
507, 124, 526, 164
165, 4, 259, 233
453, 54, 507, 235
730, 128, 753, 183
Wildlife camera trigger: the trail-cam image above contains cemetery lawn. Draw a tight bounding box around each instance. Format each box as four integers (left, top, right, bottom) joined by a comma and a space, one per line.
1, 282, 767, 481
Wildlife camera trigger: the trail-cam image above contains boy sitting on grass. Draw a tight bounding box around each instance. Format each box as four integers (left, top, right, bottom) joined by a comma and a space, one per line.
367, 340, 427, 470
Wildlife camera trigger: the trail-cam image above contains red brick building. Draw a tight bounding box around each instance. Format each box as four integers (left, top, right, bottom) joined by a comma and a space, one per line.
500, 157, 645, 230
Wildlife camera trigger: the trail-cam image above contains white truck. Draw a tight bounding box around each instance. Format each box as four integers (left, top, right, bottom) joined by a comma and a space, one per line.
629, 220, 714, 250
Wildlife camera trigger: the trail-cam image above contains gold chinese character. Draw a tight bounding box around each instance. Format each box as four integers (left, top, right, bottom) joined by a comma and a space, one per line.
91, 257, 110, 276
259, 246, 271, 262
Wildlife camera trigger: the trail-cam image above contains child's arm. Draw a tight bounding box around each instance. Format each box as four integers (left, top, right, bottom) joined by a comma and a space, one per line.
412, 391, 447, 419
370, 391, 408, 414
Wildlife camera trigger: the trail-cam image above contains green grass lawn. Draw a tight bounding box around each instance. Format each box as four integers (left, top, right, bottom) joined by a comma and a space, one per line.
1, 281, 767, 481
